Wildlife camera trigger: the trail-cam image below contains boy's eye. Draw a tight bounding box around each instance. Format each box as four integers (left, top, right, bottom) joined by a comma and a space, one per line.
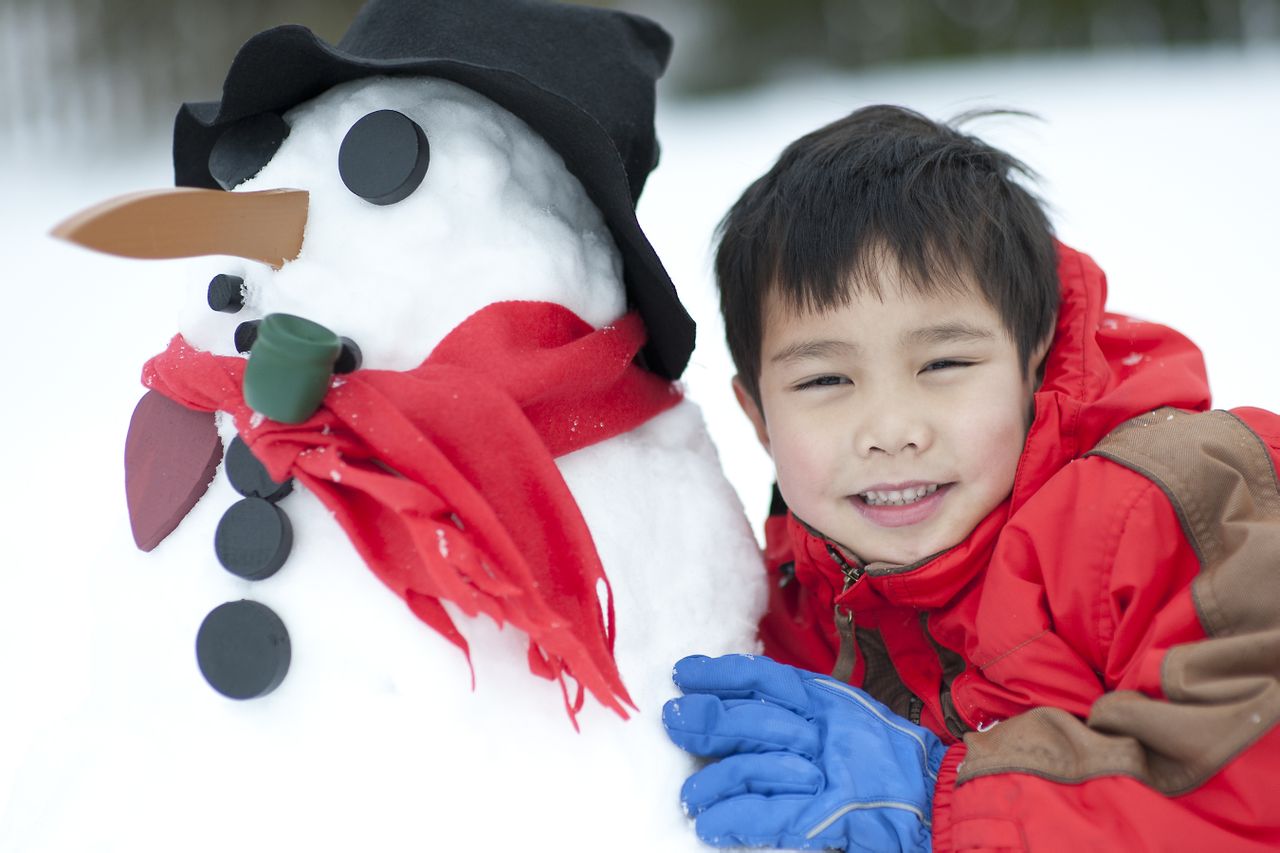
921, 359, 971, 373
795, 375, 849, 390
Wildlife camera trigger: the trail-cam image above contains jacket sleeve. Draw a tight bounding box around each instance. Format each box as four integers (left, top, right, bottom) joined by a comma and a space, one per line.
932, 407, 1280, 852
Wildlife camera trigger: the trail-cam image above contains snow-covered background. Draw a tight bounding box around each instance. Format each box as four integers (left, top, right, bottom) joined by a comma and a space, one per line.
3, 45, 1279, 837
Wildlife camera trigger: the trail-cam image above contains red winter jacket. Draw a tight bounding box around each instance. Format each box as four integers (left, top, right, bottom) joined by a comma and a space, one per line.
760, 245, 1280, 851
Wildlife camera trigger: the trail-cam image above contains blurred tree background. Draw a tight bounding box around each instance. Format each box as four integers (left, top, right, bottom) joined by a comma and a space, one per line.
2, 0, 1278, 152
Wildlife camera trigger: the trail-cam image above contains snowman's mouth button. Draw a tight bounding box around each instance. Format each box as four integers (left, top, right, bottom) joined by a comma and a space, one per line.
235, 319, 261, 354
335, 337, 363, 374
207, 273, 245, 313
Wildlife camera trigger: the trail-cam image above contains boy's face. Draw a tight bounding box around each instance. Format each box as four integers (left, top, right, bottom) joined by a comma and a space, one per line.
737, 264, 1047, 567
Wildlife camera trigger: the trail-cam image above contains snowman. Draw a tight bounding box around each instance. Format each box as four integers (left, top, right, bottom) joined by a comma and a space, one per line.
3, 1, 765, 850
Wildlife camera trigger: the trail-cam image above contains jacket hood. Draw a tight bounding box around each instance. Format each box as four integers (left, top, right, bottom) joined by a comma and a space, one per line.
1011, 242, 1211, 509
792, 242, 1212, 610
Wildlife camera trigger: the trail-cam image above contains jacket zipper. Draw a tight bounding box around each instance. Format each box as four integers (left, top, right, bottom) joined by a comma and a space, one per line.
827, 543, 928, 728
828, 544, 864, 683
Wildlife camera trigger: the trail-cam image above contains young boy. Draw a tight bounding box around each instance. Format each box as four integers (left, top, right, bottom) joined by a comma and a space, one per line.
662, 105, 1280, 851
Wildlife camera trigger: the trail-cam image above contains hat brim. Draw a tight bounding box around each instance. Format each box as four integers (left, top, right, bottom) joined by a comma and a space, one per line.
174, 24, 693, 379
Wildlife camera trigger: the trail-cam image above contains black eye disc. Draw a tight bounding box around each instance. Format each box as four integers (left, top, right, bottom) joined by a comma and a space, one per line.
338, 110, 430, 205
209, 113, 290, 191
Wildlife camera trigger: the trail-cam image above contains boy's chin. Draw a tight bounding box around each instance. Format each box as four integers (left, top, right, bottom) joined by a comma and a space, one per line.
805, 498, 973, 566
855, 542, 935, 568
834, 523, 961, 568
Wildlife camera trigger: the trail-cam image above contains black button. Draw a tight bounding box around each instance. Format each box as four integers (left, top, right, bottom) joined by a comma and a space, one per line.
225, 436, 292, 502
214, 497, 292, 581
208, 113, 291, 191
338, 110, 430, 205
207, 274, 245, 313
234, 319, 260, 354
334, 337, 362, 374
196, 600, 290, 699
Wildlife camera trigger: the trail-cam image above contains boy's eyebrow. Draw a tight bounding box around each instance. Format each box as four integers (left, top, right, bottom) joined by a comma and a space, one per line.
769, 323, 997, 365
770, 339, 859, 365
902, 322, 996, 347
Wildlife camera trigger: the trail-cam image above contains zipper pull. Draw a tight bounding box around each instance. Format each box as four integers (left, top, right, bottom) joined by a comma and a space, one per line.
826, 543, 864, 684
830, 603, 857, 683
825, 542, 865, 588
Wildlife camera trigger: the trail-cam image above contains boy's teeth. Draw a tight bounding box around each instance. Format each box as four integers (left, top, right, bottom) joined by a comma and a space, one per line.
861, 484, 939, 506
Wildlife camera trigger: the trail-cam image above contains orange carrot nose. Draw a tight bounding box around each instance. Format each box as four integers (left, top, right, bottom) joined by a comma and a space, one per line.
51, 188, 310, 270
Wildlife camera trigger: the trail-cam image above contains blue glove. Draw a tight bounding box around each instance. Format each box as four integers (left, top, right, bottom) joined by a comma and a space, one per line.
663, 654, 946, 851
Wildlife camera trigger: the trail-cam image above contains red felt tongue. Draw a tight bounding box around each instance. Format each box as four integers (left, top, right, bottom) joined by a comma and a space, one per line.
124, 391, 222, 552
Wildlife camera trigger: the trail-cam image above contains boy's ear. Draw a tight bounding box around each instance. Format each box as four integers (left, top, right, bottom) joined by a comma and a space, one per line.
1030, 332, 1055, 388
732, 375, 771, 455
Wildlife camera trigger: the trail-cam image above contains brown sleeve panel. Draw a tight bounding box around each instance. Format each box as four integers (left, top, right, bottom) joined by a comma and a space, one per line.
957, 408, 1280, 794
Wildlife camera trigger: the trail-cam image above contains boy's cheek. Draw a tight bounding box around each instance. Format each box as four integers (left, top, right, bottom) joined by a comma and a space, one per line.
770, 438, 831, 508
949, 400, 1031, 501
766, 403, 845, 476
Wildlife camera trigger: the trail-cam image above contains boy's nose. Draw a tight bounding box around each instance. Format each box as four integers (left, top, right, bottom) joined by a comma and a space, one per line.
853, 398, 931, 457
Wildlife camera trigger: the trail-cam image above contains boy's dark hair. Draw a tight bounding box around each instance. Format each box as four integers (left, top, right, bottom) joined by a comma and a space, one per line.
716, 105, 1059, 404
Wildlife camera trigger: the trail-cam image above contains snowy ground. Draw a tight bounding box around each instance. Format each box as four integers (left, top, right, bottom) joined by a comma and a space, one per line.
3, 45, 1279, 835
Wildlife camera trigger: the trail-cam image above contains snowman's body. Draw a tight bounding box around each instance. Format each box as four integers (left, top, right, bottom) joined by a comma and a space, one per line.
3, 77, 765, 851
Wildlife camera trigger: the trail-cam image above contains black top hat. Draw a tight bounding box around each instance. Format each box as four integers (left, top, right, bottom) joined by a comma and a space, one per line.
173, 0, 694, 379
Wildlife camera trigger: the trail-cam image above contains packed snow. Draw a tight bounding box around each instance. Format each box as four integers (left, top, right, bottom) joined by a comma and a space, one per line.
3, 45, 1279, 852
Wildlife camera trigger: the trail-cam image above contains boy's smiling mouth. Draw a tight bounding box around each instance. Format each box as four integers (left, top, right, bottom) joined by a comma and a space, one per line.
858, 483, 940, 506
850, 482, 953, 529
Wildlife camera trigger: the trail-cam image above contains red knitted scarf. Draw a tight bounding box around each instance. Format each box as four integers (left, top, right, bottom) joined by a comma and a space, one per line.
142, 301, 682, 726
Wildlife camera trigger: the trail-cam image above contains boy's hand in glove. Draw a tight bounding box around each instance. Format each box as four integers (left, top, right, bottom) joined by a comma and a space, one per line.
662, 654, 947, 851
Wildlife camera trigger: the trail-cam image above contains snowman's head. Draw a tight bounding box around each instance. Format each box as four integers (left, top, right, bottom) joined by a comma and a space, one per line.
57, 0, 694, 377
180, 76, 625, 371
